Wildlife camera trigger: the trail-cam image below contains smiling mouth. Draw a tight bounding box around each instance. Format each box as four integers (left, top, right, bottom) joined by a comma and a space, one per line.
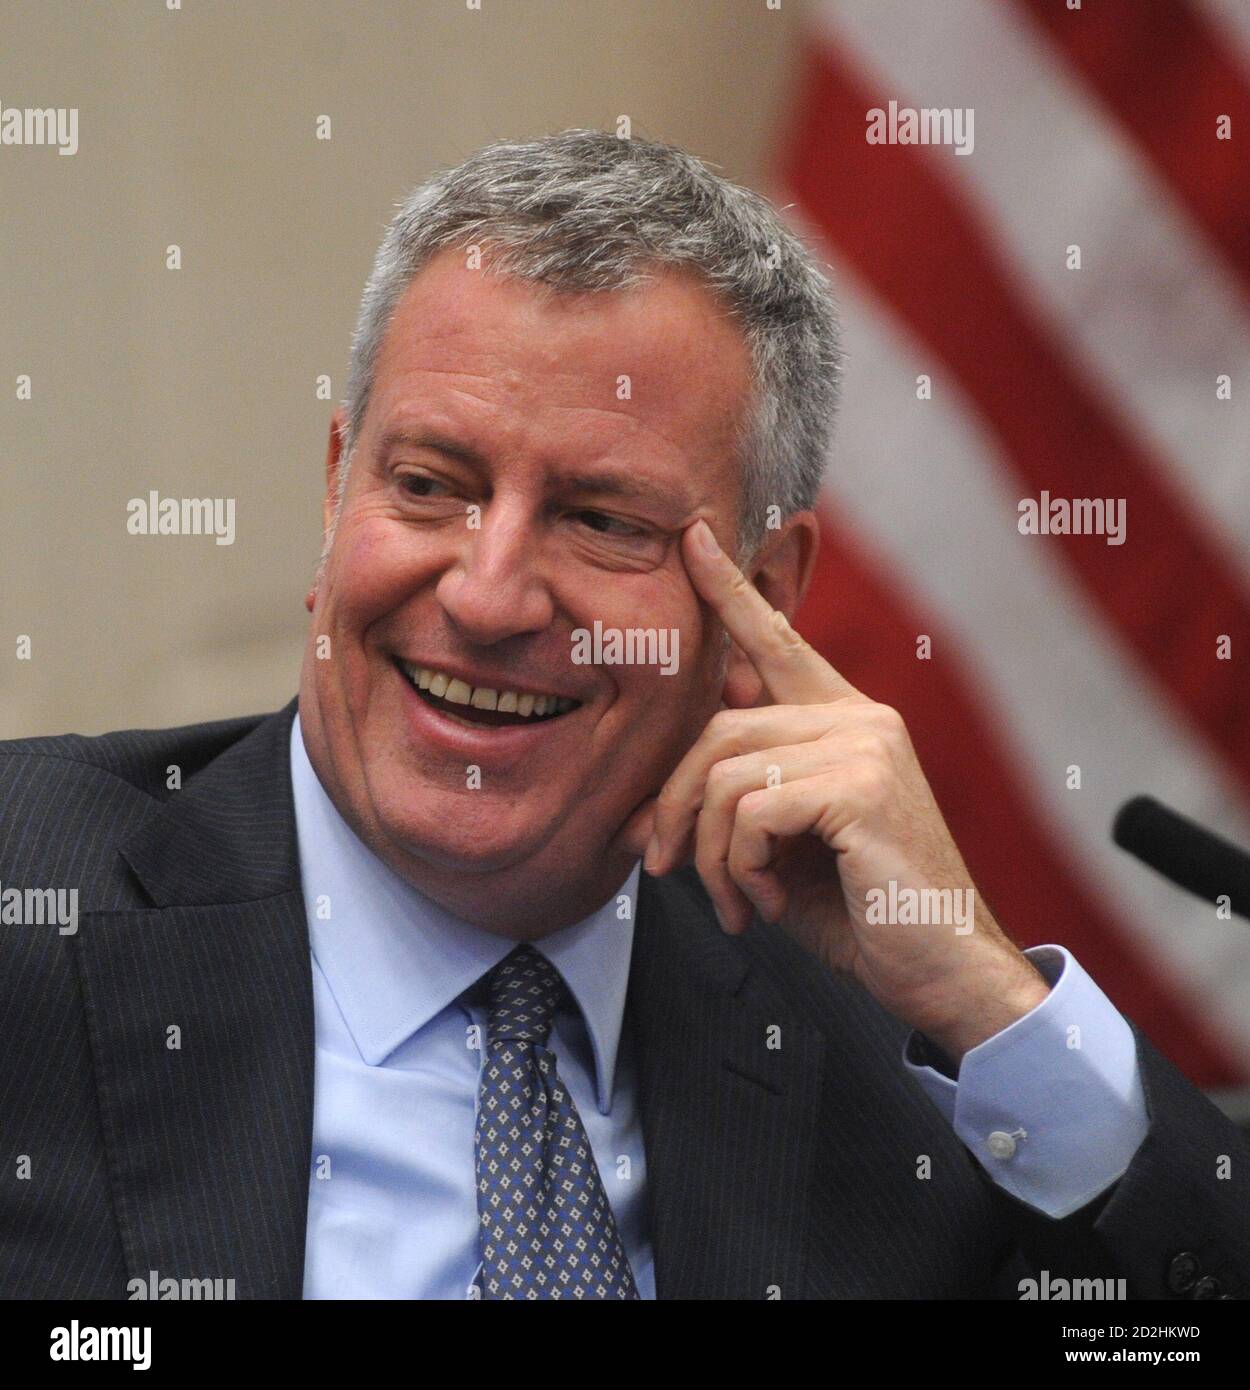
397, 659, 582, 728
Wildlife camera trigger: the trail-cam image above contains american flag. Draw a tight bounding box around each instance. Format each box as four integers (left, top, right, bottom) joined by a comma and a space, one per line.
774, 0, 1250, 1086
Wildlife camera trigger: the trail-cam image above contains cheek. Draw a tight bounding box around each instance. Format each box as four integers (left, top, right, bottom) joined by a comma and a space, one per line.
597, 588, 719, 722
327, 518, 445, 624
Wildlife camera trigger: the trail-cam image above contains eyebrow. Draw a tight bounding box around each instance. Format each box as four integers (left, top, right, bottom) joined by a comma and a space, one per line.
377, 427, 691, 513
555, 471, 687, 512
376, 427, 488, 468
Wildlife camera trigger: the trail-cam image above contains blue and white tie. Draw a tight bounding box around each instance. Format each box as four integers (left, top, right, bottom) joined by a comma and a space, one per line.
474, 944, 639, 1299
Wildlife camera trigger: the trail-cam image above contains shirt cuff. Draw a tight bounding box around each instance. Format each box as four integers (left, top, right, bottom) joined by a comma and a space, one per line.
902, 945, 1149, 1218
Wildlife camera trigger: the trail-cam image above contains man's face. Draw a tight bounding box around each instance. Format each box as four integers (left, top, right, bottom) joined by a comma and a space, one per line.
299, 245, 752, 917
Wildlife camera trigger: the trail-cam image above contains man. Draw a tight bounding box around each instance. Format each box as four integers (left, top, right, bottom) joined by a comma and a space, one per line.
1, 129, 1246, 1300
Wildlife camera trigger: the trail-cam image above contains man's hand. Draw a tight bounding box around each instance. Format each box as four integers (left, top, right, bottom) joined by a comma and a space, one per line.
643, 518, 1049, 1065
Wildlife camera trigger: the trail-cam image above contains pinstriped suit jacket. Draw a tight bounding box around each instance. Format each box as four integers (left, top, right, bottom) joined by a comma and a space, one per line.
1, 700, 1247, 1299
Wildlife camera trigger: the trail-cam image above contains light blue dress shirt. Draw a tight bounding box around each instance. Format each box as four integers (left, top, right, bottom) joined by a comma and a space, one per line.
290, 716, 1148, 1297
291, 716, 654, 1299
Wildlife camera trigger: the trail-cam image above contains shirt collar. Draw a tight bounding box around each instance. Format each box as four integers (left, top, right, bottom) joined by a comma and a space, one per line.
289, 714, 638, 1112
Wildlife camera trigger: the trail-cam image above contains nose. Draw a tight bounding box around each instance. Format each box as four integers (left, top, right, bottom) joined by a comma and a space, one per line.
435, 501, 555, 645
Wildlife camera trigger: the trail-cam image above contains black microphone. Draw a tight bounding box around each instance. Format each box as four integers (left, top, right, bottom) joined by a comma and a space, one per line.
1113, 796, 1250, 920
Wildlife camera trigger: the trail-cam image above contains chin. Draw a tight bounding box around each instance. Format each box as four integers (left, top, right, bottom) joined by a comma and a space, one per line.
372, 795, 566, 877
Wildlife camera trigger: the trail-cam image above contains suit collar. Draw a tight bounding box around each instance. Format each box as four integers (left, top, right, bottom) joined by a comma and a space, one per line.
118, 697, 302, 907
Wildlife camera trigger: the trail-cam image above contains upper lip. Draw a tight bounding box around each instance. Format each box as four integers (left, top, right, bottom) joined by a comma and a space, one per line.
393, 655, 586, 703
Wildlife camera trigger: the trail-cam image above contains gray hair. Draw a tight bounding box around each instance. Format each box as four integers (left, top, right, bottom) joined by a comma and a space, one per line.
338, 128, 842, 556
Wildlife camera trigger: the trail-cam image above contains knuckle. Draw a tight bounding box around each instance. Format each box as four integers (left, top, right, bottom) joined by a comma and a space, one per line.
851, 765, 891, 807
873, 703, 907, 736
704, 760, 735, 798
853, 732, 892, 765
707, 708, 744, 749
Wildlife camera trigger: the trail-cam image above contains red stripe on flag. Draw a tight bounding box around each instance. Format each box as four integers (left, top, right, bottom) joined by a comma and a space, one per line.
779, 35, 1250, 800
798, 506, 1246, 1086
1016, 0, 1250, 308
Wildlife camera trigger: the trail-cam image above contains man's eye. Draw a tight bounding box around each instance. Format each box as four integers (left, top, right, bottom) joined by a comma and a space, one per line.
399, 472, 451, 499
572, 510, 645, 539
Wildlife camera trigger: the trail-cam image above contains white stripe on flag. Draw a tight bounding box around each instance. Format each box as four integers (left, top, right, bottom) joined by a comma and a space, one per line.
786, 235, 1250, 1061
813, 0, 1250, 584
1196, 0, 1250, 77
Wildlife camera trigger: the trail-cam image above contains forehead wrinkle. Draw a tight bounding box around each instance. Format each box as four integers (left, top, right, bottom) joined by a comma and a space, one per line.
537, 398, 745, 490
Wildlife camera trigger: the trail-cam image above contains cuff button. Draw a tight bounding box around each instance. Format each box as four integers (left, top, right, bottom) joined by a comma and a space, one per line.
1166, 1251, 1200, 1294
987, 1130, 1018, 1160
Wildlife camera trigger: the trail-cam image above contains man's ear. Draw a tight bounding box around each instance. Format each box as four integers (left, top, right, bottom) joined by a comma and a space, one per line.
722, 510, 821, 709
322, 407, 350, 541
306, 410, 351, 613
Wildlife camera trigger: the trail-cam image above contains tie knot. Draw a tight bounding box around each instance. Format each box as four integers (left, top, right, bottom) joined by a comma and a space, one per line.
484, 945, 566, 1046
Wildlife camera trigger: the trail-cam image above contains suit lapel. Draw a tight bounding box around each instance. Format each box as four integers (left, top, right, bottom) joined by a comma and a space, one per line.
68, 701, 820, 1300
629, 869, 825, 1300
71, 702, 314, 1299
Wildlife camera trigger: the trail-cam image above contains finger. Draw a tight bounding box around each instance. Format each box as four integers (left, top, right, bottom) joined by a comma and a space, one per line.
649, 705, 839, 874
692, 743, 837, 930
725, 777, 833, 922
683, 519, 859, 705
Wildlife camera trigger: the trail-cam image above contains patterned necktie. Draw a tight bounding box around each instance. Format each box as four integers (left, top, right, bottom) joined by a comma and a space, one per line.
473, 944, 640, 1299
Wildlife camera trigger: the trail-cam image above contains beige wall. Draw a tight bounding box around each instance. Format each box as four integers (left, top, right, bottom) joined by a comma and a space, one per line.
1, 0, 806, 737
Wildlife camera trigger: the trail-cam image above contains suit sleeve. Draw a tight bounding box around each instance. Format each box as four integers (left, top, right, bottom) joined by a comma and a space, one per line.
1067, 1027, 1250, 1299
904, 946, 1250, 1298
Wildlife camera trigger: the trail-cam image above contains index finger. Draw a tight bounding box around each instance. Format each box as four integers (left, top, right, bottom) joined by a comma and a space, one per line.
683, 518, 858, 704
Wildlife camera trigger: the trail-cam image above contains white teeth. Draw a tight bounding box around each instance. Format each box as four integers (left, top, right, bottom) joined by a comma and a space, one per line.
401, 662, 575, 721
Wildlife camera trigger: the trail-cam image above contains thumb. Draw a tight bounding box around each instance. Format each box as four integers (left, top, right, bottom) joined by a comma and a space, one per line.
613, 794, 658, 862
